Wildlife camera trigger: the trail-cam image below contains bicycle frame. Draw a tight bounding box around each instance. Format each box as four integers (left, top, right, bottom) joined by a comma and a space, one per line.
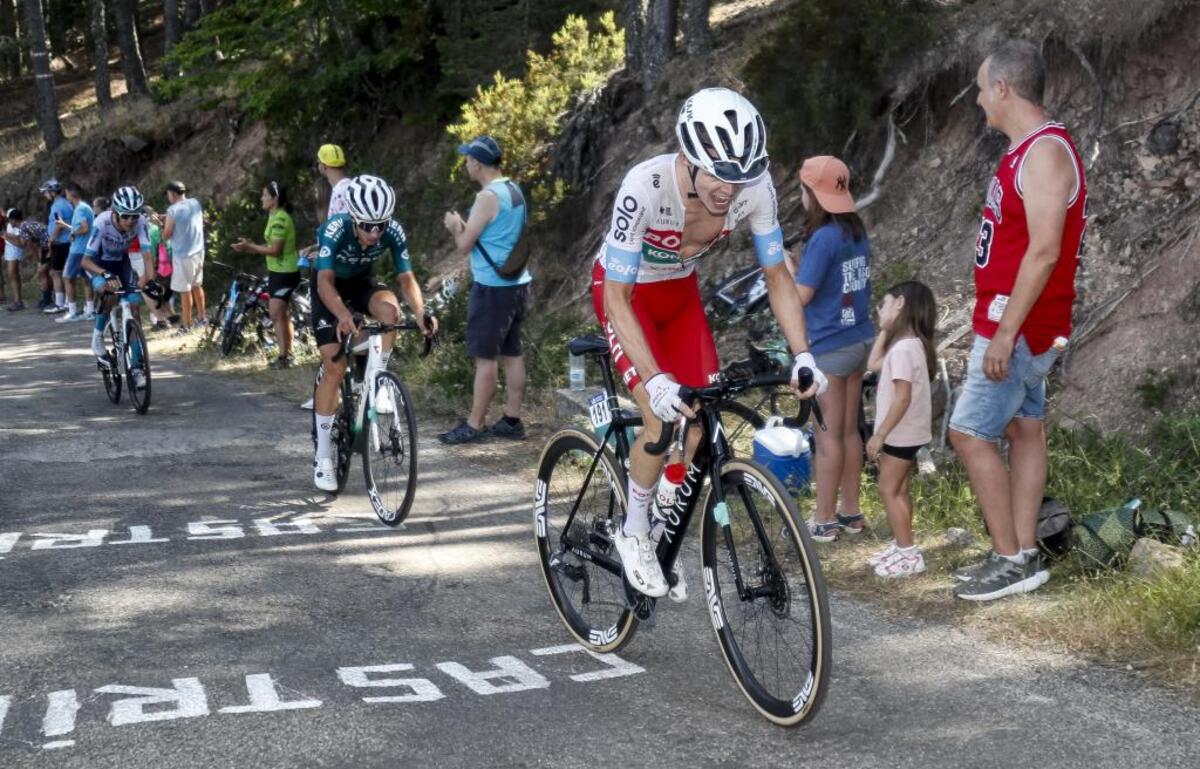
555, 354, 782, 613
102, 291, 139, 375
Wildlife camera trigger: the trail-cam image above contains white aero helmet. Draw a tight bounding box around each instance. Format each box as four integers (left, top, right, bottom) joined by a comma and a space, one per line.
676, 87, 769, 184
346, 174, 396, 223
112, 186, 145, 215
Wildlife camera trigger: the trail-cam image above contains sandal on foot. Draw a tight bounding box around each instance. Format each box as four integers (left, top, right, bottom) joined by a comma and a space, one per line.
836, 512, 867, 534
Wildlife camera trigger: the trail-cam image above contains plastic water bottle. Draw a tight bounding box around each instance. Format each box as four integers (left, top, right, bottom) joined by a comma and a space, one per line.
651, 462, 687, 523
568, 353, 585, 391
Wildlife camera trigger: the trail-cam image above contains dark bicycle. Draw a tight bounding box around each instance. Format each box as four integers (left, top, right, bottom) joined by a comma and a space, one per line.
534, 334, 832, 726
312, 315, 434, 526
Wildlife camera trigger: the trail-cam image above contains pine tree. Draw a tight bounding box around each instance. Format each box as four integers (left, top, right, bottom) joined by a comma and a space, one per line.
21, 0, 65, 151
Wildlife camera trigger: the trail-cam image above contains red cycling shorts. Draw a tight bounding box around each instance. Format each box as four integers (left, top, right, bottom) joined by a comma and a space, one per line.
590, 259, 719, 391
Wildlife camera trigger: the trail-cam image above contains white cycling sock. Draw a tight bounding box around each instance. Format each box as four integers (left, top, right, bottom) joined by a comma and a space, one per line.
623, 479, 653, 536
91, 329, 105, 356
55, 292, 65, 307
84, 300, 94, 314
315, 413, 335, 459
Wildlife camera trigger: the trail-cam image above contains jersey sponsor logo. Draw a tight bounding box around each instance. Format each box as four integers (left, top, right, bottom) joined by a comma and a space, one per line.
642, 245, 676, 264
651, 173, 661, 189
323, 219, 344, 238
318, 246, 332, 261
611, 195, 640, 244
985, 177, 1003, 223
605, 259, 637, 277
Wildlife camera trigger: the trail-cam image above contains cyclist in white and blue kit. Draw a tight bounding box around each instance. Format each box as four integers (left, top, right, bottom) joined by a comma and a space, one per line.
80, 186, 156, 388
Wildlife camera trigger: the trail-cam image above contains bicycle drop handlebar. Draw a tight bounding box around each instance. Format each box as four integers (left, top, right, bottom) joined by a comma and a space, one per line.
331, 313, 437, 363
644, 368, 826, 456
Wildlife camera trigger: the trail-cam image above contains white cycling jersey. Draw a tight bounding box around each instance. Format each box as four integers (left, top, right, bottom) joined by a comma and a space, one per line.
598, 153, 784, 284
328, 177, 353, 219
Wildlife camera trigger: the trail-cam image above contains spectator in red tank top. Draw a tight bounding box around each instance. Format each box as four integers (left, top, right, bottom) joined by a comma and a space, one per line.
949, 40, 1087, 602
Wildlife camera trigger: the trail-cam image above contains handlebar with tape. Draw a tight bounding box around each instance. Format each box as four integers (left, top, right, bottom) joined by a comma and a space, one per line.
643, 368, 824, 456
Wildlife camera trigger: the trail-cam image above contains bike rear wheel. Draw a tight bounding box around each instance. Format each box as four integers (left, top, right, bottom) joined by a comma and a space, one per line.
125, 319, 152, 414
700, 458, 831, 726
220, 298, 245, 357
362, 372, 418, 526
534, 428, 638, 653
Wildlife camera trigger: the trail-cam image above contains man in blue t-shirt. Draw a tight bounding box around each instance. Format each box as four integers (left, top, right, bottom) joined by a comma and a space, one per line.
41, 178, 75, 313
57, 182, 96, 322
439, 135, 531, 444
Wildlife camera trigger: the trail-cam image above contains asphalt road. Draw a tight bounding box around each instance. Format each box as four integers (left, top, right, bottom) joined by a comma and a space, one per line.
1, 310, 1196, 768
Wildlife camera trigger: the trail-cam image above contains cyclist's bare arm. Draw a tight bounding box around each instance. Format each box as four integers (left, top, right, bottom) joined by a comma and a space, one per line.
394, 271, 437, 335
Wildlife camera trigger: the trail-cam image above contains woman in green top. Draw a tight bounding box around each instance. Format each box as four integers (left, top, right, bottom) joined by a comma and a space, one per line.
234, 181, 300, 368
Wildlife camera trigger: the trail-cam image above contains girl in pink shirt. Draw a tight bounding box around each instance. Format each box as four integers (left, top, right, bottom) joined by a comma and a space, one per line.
865, 281, 936, 578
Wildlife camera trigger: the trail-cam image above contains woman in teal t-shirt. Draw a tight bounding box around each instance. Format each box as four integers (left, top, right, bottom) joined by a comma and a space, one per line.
234, 181, 299, 368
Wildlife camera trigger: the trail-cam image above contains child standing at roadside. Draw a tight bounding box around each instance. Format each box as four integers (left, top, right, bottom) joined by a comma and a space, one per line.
865, 281, 937, 578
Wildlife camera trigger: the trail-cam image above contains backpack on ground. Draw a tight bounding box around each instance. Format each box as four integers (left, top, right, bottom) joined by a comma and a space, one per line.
1037, 497, 1074, 558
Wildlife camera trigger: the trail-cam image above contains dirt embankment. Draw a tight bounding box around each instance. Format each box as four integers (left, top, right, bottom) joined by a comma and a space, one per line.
545, 0, 1200, 433
3, 0, 1196, 431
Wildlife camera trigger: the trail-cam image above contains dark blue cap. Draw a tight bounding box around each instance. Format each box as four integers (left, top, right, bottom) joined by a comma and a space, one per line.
456, 136, 502, 166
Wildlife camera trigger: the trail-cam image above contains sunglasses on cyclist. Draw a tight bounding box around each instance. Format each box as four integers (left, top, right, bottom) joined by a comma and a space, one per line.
117, 213, 140, 222
355, 220, 388, 234
706, 156, 770, 184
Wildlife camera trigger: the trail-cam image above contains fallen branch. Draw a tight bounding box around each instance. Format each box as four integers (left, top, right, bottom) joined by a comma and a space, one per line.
948, 80, 974, 108
856, 113, 897, 211
1100, 84, 1200, 138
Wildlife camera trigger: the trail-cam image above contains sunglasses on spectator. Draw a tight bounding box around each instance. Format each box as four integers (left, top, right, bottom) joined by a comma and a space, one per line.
355, 220, 388, 233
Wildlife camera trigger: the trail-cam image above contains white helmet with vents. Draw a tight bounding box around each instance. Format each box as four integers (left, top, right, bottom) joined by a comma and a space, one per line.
112, 186, 145, 215
346, 175, 395, 223
676, 88, 769, 184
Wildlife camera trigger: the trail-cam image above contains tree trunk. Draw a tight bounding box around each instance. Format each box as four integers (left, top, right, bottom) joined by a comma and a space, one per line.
46, 0, 68, 58
621, 0, 646, 78
1, 0, 19, 78
91, 0, 111, 110
640, 0, 676, 91
182, 0, 199, 30
682, 0, 710, 56
21, 0, 64, 151
111, 0, 148, 97
163, 0, 180, 76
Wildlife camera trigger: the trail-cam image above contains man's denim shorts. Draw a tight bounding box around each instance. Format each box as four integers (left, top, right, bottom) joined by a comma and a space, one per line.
949, 334, 1059, 443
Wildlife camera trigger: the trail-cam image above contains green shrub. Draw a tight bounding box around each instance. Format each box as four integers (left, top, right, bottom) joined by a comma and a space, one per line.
447, 12, 624, 204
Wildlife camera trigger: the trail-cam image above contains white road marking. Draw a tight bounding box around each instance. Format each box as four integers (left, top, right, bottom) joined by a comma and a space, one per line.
43, 689, 80, 739
96, 678, 210, 726
111, 526, 170, 545
219, 674, 323, 714
253, 518, 321, 537
435, 656, 550, 696
336, 664, 445, 704
529, 644, 646, 682
186, 520, 245, 540
31, 529, 108, 549
0, 533, 20, 559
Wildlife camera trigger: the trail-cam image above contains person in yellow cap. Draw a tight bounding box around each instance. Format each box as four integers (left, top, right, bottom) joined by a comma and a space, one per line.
317, 144, 351, 219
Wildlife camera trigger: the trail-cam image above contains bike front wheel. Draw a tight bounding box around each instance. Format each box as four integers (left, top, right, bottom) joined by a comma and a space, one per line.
534, 428, 638, 653
700, 458, 831, 726
101, 325, 121, 404
362, 372, 418, 526
125, 319, 152, 414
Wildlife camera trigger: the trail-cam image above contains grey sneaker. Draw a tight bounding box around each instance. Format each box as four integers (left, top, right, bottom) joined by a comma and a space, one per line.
438, 420, 486, 445
954, 551, 1003, 582
955, 554, 1050, 602
488, 418, 526, 440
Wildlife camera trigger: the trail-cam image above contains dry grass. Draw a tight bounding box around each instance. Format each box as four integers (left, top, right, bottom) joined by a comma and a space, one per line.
814, 487, 1200, 695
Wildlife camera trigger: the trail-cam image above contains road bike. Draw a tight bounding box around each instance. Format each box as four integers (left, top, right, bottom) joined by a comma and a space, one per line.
534, 334, 831, 725
96, 288, 151, 415
312, 315, 433, 526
